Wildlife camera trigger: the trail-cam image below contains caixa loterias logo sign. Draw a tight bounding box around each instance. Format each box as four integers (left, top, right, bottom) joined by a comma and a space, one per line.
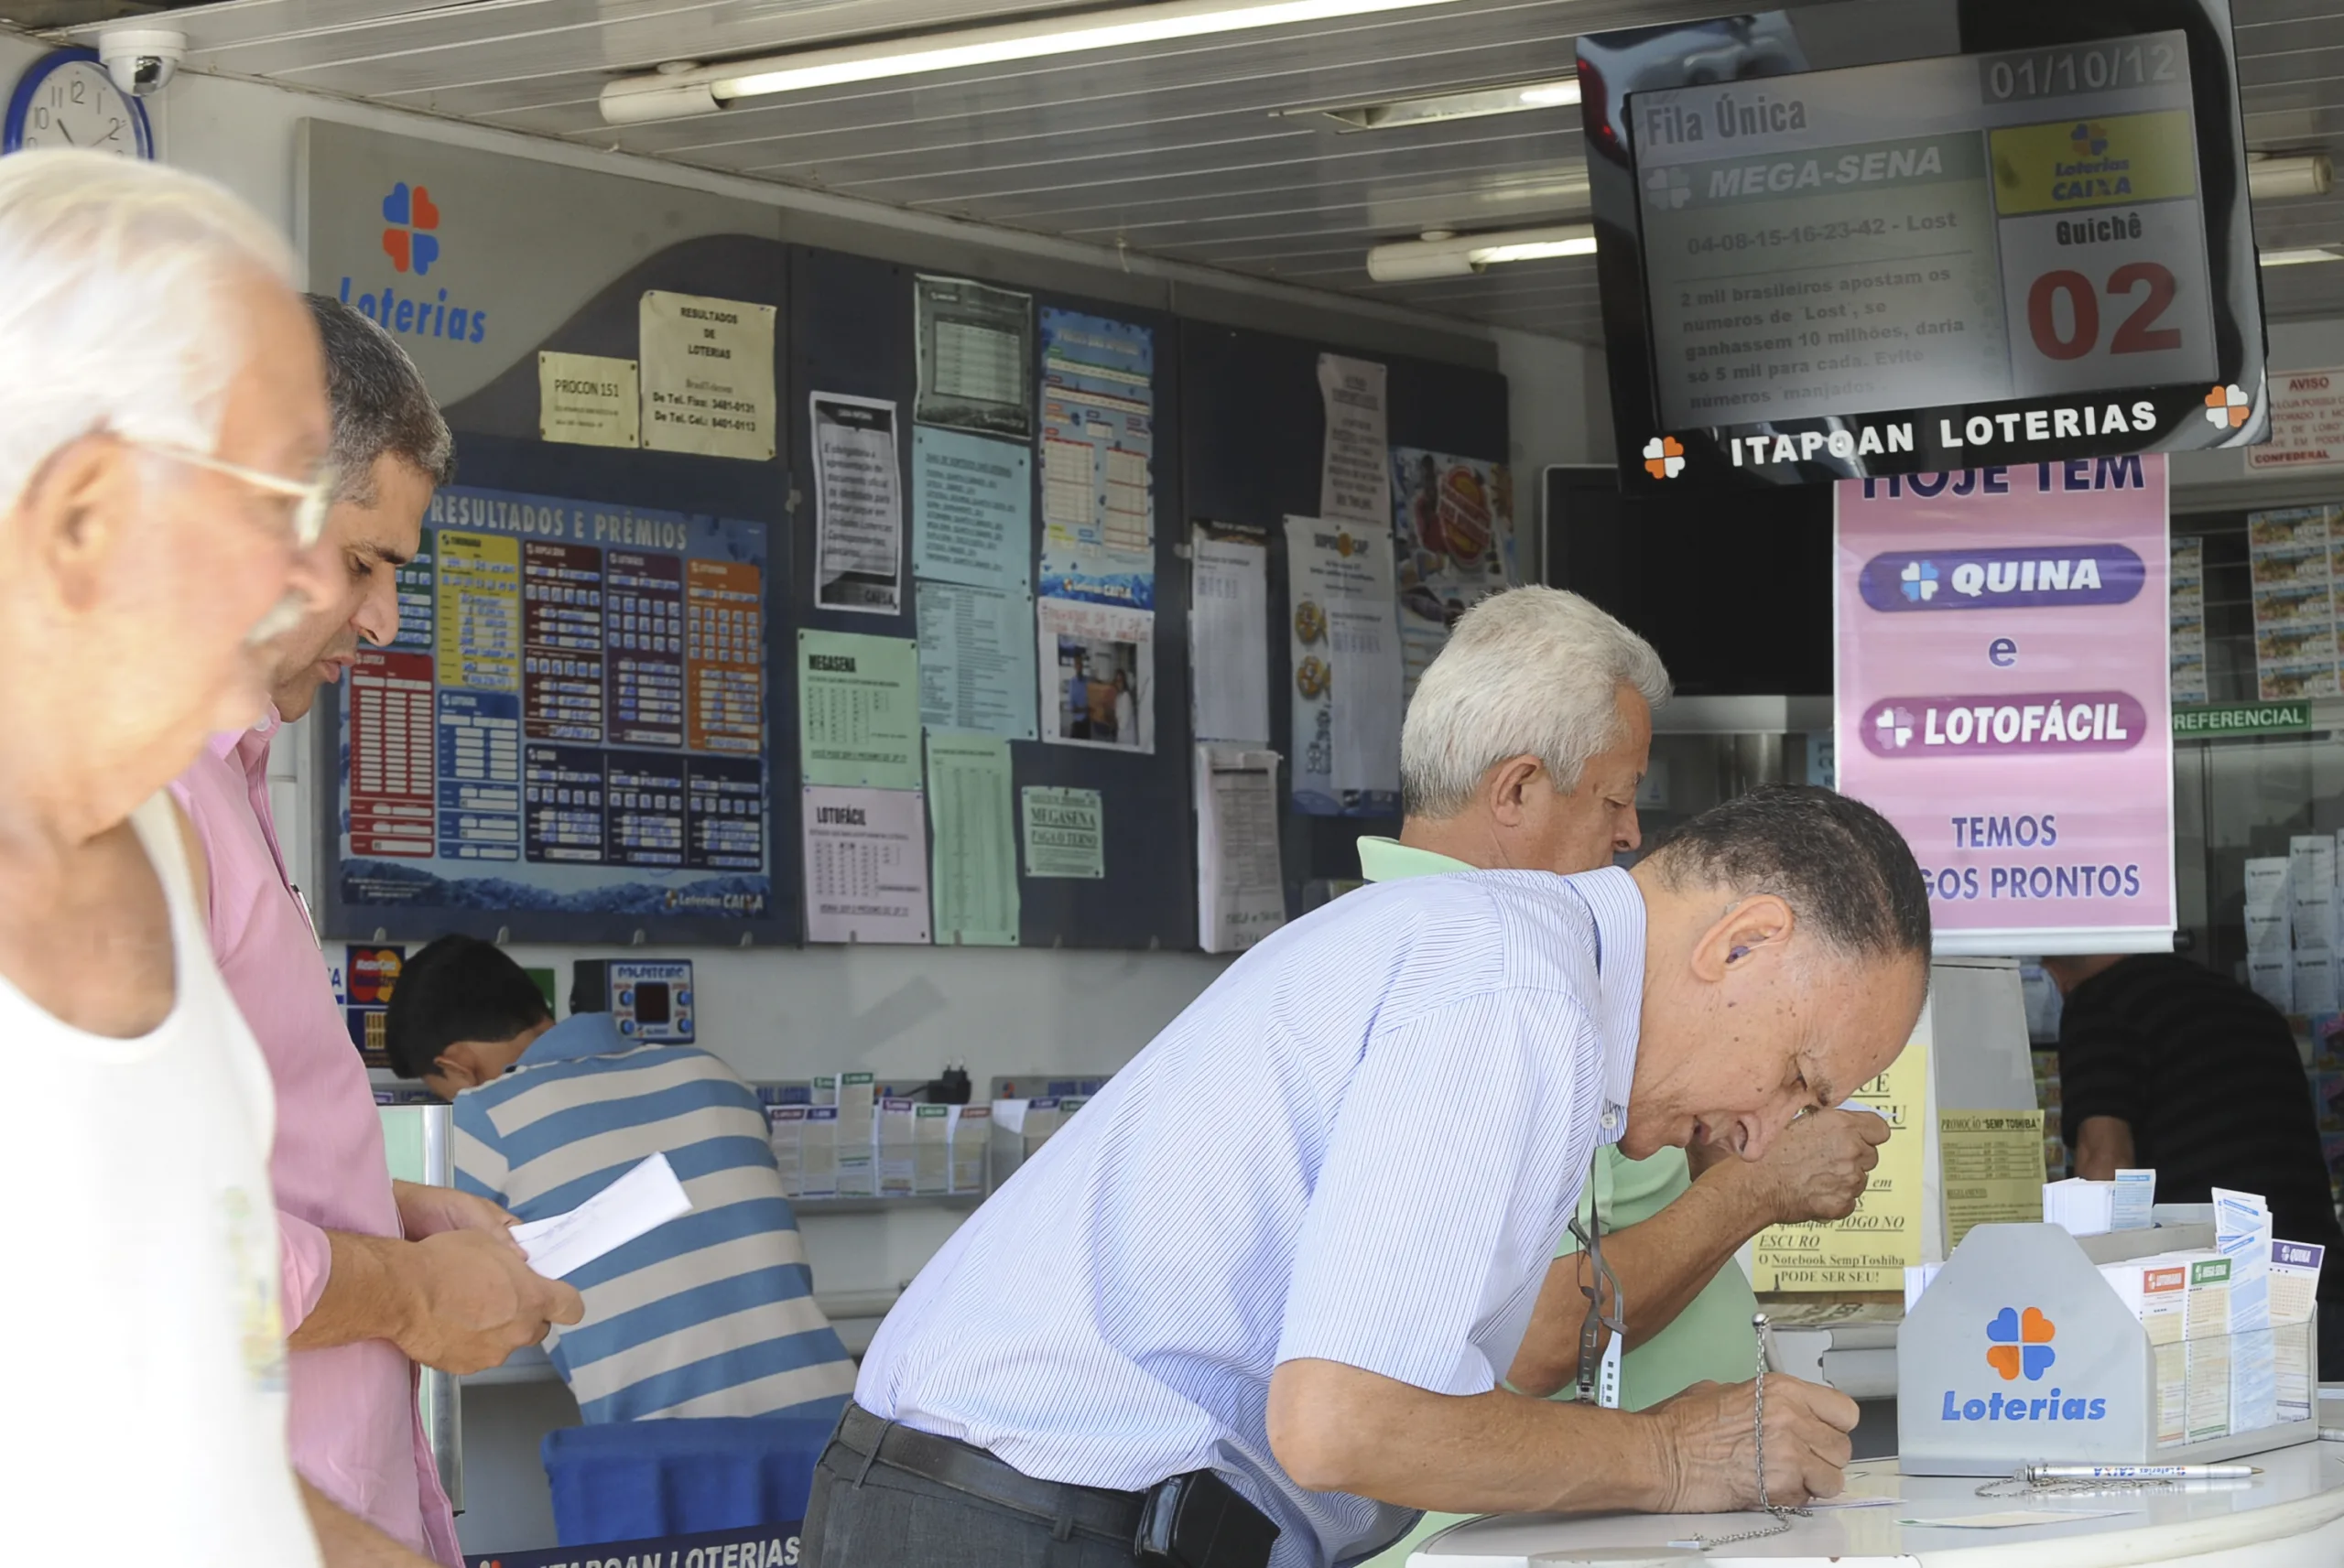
1861, 692, 2146, 756
1858, 545, 2144, 612
1941, 1305, 2109, 1424
334, 180, 492, 347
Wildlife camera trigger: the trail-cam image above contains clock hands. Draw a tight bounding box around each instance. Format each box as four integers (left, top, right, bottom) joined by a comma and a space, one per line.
56, 121, 72, 146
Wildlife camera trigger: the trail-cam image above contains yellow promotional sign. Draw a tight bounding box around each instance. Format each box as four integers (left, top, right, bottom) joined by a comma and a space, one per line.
435, 529, 521, 694
1990, 110, 2198, 214
1752, 1042, 1928, 1292
1937, 1108, 2046, 1251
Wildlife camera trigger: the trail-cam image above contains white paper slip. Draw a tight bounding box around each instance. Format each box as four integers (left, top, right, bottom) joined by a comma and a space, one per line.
511, 1152, 692, 1279
2111, 1168, 2157, 1230
2245, 856, 2293, 919
1898, 1509, 2132, 1529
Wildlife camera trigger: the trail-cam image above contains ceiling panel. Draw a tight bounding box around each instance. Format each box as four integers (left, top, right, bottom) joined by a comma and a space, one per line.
43, 0, 2344, 341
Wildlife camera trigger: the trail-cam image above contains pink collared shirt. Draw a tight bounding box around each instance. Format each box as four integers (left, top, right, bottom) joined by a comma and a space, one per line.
172, 713, 461, 1566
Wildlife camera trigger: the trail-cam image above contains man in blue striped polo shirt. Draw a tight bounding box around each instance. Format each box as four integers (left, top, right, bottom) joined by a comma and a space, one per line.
385, 935, 857, 1424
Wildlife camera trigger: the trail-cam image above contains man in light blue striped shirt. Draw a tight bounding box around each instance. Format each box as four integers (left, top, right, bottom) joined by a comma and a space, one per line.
814, 787, 1931, 1568
387, 935, 857, 1425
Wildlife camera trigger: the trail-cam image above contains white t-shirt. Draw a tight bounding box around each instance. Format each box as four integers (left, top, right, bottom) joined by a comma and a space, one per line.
0, 794, 320, 1566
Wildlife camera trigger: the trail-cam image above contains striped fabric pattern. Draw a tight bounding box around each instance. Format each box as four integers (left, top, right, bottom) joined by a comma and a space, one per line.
857, 868, 1644, 1568
452, 1014, 857, 1423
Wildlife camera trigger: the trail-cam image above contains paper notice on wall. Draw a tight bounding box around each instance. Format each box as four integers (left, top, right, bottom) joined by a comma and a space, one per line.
1037, 596, 1153, 752
1392, 449, 1517, 700
809, 393, 904, 614
917, 580, 1037, 741
638, 290, 776, 461
801, 784, 930, 944
1197, 744, 1286, 954
1753, 1042, 1927, 1292
927, 732, 1018, 946
1022, 785, 1103, 879
1318, 353, 1389, 525
1285, 516, 1401, 815
2249, 368, 2344, 473
538, 351, 640, 449
797, 630, 922, 790
1937, 1109, 2045, 1252
1191, 528, 1270, 745
1039, 308, 1155, 568
914, 275, 1034, 439
912, 427, 1033, 593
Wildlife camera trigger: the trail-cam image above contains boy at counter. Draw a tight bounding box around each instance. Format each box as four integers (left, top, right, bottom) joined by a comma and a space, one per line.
385, 935, 859, 1422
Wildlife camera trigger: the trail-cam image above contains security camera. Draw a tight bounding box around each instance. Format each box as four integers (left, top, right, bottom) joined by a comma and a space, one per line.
97, 28, 186, 98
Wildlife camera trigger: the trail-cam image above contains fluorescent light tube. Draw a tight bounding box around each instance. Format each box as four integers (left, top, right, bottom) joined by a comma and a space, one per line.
602, 0, 1473, 124
1284, 76, 1580, 132
1364, 223, 1595, 282
2260, 246, 2344, 267
1468, 233, 1598, 265
2248, 154, 2333, 202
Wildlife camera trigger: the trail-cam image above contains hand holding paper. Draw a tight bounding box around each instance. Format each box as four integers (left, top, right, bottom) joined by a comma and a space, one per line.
512, 1152, 693, 1280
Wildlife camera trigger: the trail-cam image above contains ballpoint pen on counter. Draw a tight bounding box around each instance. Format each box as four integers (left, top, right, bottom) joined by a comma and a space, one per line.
2028, 1464, 2260, 1481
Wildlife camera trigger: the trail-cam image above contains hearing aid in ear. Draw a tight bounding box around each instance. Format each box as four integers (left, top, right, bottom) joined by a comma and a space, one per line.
1728, 946, 1752, 963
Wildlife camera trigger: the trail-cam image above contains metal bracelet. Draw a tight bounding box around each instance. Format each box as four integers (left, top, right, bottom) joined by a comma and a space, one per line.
1689, 1315, 1808, 1551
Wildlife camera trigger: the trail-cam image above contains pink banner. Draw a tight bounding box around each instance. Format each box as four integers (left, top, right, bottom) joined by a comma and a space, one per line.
1836, 458, 2174, 954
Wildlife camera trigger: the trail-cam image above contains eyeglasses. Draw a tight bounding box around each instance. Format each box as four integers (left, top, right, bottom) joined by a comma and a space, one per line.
132, 440, 334, 548
1571, 1146, 1627, 1410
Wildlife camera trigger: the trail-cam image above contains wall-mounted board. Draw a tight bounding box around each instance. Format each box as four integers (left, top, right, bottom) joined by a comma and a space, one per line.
302, 120, 794, 945
1180, 324, 1512, 912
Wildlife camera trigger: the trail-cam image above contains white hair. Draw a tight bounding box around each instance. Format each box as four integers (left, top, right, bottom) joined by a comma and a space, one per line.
0, 151, 294, 519
1401, 587, 1672, 817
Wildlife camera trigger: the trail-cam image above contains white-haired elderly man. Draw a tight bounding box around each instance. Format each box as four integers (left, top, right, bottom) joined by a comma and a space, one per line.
1360, 588, 1891, 1568
0, 151, 342, 1563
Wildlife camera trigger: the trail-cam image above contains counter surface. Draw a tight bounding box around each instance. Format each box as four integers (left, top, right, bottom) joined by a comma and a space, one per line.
1411, 1442, 2344, 1565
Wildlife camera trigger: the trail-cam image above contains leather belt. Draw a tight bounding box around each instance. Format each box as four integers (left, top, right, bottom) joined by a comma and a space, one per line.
831, 1402, 1146, 1544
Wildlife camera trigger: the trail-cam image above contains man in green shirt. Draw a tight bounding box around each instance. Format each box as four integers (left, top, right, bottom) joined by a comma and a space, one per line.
1361, 589, 1888, 1567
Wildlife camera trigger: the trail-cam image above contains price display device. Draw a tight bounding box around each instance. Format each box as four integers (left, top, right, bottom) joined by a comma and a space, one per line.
1580, 0, 2266, 489
570, 957, 695, 1044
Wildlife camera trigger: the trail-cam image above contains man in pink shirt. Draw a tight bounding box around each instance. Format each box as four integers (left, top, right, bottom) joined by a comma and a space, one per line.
174, 295, 583, 1567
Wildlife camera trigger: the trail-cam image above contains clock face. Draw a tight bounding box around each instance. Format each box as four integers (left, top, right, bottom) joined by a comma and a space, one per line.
14, 59, 145, 157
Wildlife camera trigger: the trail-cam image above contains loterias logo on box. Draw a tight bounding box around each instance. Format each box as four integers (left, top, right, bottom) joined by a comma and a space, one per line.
466, 1520, 799, 1568
1941, 1304, 2108, 1422
336, 178, 492, 347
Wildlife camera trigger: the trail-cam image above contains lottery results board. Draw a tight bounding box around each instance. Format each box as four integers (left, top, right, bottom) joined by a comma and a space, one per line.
1588, 8, 2267, 490
329, 485, 778, 941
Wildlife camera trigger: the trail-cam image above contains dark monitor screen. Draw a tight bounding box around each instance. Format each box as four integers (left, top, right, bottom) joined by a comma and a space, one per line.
633, 983, 671, 1026
1543, 464, 1832, 696
1578, 0, 2267, 491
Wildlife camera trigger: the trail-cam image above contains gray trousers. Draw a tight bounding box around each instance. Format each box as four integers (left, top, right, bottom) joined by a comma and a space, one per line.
801, 1438, 1147, 1568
